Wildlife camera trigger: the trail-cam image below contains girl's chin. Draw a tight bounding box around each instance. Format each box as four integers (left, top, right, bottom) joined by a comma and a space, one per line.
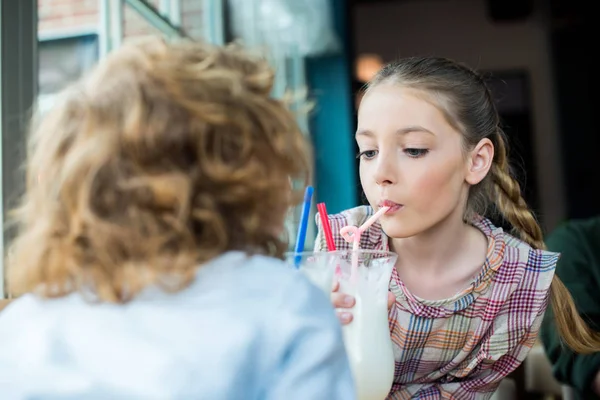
381, 218, 424, 240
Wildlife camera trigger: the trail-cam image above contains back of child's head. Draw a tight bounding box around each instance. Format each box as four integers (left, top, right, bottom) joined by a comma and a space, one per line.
367, 56, 600, 354
8, 37, 310, 302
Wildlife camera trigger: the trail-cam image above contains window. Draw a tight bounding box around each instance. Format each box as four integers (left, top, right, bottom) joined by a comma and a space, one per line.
38, 33, 99, 114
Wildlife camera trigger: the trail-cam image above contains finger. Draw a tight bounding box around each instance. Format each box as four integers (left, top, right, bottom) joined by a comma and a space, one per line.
331, 292, 355, 309
387, 291, 396, 310
331, 279, 340, 292
337, 311, 353, 325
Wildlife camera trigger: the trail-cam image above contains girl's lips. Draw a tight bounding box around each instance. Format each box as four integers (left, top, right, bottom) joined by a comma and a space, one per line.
384, 204, 403, 214
379, 200, 403, 214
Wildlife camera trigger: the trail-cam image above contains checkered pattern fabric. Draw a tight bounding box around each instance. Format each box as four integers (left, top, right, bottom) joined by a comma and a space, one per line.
315, 206, 558, 399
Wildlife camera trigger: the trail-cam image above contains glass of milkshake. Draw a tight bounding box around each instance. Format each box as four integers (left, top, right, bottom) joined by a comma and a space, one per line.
284, 251, 338, 295
335, 249, 397, 400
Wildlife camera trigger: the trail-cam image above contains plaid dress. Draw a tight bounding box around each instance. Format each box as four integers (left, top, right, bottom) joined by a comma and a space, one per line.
315, 206, 558, 399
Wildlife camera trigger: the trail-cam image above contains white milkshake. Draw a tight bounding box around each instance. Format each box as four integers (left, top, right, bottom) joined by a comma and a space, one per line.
284, 252, 337, 295
300, 259, 335, 294
338, 251, 397, 400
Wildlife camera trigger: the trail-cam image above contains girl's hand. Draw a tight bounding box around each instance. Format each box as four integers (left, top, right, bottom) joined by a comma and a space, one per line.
331, 280, 396, 325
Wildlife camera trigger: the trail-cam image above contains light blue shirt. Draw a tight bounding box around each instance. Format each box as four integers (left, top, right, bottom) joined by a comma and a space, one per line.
0, 251, 355, 399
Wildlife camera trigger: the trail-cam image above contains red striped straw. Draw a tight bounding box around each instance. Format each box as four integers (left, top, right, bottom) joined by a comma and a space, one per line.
317, 202, 336, 252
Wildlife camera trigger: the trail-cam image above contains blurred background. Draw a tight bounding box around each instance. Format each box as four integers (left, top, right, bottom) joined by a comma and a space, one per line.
0, 1, 597, 398
0, 0, 597, 295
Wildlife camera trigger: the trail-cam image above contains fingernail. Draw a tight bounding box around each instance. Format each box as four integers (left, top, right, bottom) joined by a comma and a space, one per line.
343, 296, 354, 306
340, 312, 352, 323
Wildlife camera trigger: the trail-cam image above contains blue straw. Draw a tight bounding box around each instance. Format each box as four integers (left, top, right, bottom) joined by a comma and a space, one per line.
294, 185, 314, 267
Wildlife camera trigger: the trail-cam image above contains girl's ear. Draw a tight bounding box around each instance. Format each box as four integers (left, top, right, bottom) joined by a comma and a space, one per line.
465, 138, 494, 185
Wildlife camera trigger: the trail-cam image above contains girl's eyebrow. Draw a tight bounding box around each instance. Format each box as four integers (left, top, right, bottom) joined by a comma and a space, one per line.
355, 125, 435, 138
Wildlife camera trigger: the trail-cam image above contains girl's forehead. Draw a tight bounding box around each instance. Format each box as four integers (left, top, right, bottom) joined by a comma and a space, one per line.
357, 86, 465, 144
360, 86, 441, 114
359, 87, 446, 125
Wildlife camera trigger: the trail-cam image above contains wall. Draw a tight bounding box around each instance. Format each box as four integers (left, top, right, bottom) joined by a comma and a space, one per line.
307, 0, 358, 216
36, 0, 204, 112
38, 0, 97, 34
353, 0, 565, 231
38, 0, 203, 39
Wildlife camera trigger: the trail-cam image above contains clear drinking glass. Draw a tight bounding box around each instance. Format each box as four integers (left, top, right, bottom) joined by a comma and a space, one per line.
284, 251, 338, 295
335, 249, 398, 400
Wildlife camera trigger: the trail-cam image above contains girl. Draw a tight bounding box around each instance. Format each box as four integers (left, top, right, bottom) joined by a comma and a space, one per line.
318, 56, 600, 399
0, 38, 354, 399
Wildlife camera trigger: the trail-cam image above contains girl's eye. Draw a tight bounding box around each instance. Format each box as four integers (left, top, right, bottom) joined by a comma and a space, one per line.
356, 150, 378, 160
405, 148, 429, 158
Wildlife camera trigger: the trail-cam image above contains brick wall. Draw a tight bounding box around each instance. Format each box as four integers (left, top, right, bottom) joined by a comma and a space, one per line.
38, 0, 98, 33
37, 0, 204, 109
38, 0, 203, 40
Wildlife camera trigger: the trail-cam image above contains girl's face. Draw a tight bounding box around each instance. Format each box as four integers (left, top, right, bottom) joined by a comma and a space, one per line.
356, 84, 491, 238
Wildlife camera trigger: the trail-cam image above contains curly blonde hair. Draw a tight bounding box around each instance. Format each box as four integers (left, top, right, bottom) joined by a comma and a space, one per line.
7, 37, 311, 303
